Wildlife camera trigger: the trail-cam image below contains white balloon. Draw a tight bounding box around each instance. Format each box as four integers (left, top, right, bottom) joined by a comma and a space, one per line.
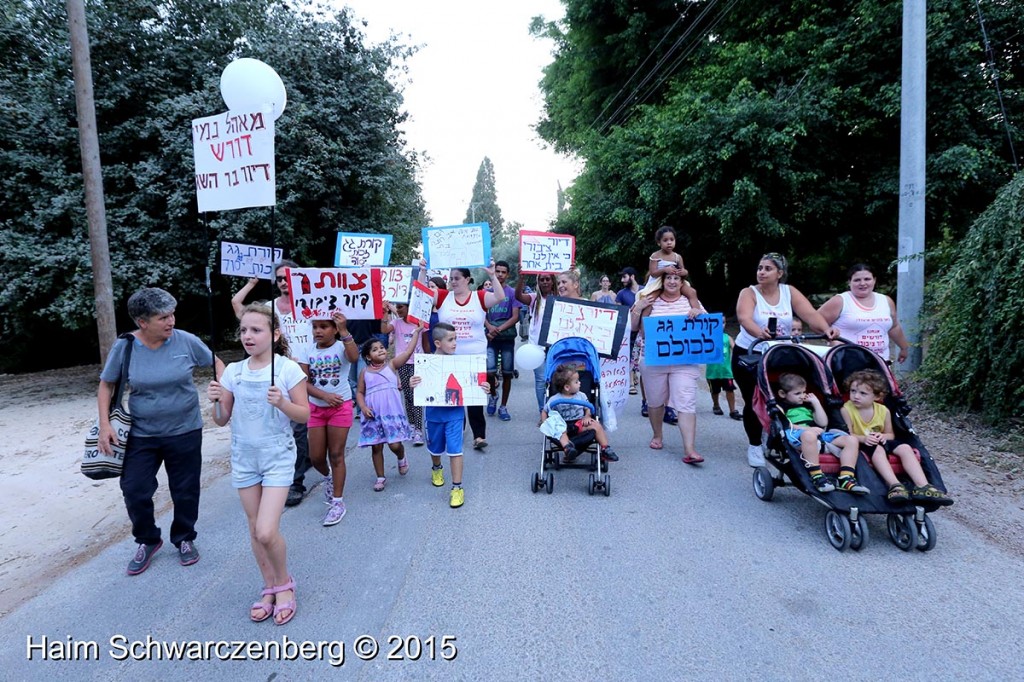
220, 58, 287, 120
516, 343, 546, 371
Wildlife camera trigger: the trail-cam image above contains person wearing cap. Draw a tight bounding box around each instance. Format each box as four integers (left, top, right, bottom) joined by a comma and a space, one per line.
616, 267, 642, 395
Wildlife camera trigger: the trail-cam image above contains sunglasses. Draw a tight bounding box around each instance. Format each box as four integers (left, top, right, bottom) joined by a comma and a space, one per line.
275, 276, 287, 283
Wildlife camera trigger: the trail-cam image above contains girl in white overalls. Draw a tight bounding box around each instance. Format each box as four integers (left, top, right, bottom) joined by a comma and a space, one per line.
208, 303, 309, 626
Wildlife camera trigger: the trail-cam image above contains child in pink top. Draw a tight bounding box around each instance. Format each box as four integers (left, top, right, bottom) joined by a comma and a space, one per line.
389, 302, 428, 445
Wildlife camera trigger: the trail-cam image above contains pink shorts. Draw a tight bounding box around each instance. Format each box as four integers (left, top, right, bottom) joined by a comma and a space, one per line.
640, 363, 700, 413
309, 401, 354, 429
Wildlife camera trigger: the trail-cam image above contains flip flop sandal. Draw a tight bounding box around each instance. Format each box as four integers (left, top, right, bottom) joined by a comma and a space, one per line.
712, 407, 724, 415
682, 453, 705, 465
649, 439, 664, 450
250, 587, 275, 623
473, 438, 488, 450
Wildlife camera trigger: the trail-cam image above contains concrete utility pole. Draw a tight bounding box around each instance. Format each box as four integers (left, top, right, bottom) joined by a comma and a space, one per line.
897, 0, 926, 373
66, 0, 117, 363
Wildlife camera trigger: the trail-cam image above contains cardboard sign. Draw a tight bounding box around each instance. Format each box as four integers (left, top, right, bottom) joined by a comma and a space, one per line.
539, 297, 628, 359
407, 281, 435, 326
334, 233, 393, 267
219, 241, 283, 280
192, 110, 275, 212
422, 223, 491, 269
600, 333, 631, 415
413, 354, 488, 407
377, 266, 413, 303
519, 230, 575, 274
642, 313, 724, 366
285, 267, 384, 321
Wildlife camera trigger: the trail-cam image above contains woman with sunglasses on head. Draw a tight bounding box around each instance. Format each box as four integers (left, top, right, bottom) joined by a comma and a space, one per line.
733, 253, 838, 468
231, 260, 315, 507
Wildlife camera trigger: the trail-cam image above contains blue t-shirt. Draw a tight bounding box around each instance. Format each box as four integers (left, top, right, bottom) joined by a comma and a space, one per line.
100, 330, 213, 437
616, 288, 637, 308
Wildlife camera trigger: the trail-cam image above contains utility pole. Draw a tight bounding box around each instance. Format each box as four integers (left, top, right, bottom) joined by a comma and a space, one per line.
897, 0, 926, 373
66, 0, 117, 363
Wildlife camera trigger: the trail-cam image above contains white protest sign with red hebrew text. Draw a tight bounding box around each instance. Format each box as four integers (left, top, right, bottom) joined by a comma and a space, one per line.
286, 268, 384, 321
192, 110, 275, 212
519, 231, 575, 274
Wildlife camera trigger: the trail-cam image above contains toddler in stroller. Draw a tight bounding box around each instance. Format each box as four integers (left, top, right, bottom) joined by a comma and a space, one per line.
776, 372, 866, 494
542, 364, 619, 463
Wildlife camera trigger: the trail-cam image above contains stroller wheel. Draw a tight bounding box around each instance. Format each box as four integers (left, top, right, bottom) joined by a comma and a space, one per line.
886, 513, 919, 551
752, 467, 775, 501
531, 473, 541, 493
850, 516, 870, 551
602, 474, 611, 497
824, 510, 852, 552
545, 472, 554, 495
915, 514, 936, 552
587, 473, 596, 496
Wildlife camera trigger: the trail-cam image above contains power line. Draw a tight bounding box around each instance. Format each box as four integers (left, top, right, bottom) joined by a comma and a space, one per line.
974, 0, 1019, 171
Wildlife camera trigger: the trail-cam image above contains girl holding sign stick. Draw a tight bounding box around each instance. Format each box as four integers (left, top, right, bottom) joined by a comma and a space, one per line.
356, 325, 424, 491
207, 304, 309, 625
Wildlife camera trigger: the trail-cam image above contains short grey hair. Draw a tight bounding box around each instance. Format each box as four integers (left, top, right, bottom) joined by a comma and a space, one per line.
127, 288, 177, 324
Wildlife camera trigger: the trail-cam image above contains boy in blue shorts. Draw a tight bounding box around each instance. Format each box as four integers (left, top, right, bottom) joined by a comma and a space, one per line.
410, 323, 490, 508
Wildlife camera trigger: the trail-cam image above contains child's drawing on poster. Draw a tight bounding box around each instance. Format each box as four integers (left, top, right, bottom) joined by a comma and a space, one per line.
413, 354, 487, 407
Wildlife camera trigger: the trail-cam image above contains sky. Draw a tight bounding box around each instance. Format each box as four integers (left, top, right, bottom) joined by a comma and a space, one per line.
337, 0, 580, 231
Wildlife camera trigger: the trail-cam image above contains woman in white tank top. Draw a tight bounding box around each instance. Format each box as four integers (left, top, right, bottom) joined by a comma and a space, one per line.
733, 253, 839, 466
818, 264, 910, 364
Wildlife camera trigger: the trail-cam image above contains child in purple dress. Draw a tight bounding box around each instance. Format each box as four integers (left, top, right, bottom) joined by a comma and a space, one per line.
356, 325, 424, 491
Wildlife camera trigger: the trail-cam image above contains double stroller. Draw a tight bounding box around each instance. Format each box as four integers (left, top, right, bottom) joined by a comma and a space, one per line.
530, 337, 611, 496
748, 337, 949, 552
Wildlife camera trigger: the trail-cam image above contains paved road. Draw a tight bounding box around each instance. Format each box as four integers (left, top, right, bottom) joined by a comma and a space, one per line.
1, 373, 1021, 680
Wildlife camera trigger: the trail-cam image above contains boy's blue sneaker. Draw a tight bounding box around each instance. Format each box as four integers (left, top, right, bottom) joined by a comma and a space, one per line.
487, 394, 498, 416
664, 406, 679, 425
498, 406, 511, 421
641, 401, 649, 418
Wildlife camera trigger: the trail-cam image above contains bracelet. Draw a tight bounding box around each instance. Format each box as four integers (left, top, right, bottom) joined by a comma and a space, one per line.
340, 335, 354, 343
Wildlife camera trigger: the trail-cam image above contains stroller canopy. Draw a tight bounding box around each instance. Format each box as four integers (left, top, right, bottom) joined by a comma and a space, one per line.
545, 337, 601, 383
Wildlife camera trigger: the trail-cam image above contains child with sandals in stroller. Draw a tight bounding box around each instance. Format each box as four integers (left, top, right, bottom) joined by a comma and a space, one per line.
841, 370, 953, 505
541, 364, 619, 463
776, 373, 867, 494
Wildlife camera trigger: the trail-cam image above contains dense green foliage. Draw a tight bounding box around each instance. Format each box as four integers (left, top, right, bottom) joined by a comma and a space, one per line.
921, 172, 1024, 422
0, 0, 426, 370
533, 0, 1023, 311
463, 156, 504, 231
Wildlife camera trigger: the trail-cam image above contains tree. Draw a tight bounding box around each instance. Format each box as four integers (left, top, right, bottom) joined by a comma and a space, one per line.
532, 0, 1024, 311
0, 0, 427, 371
464, 156, 504, 237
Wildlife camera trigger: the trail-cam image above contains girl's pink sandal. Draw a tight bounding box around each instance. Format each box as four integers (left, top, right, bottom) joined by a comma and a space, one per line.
271, 576, 296, 626
250, 587, 275, 623
649, 439, 663, 450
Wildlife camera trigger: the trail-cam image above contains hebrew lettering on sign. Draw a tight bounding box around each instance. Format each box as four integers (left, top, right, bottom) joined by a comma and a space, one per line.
519, 231, 575, 274
642, 313, 724, 366
334, 233, 393, 268
422, 223, 491, 270
286, 267, 384, 321
538, 297, 629, 359
219, 241, 283, 280
192, 109, 275, 212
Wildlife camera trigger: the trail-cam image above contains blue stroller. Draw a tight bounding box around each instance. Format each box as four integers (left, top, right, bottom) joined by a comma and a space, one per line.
530, 337, 610, 496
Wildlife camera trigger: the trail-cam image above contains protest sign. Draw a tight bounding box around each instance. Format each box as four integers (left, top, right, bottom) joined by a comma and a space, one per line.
642, 313, 724, 366
377, 266, 413, 303
600, 333, 631, 415
285, 267, 383, 321
539, 297, 628, 359
192, 110, 275, 212
413, 354, 488, 407
519, 231, 575, 274
219, 241, 283, 280
334, 233, 393, 267
422, 223, 491, 270
407, 281, 435, 326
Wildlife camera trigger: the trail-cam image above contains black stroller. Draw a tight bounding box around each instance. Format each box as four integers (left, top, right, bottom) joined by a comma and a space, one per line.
530, 337, 611, 496
748, 336, 947, 552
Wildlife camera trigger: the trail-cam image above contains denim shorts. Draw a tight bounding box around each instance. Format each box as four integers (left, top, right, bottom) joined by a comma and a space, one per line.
231, 433, 296, 489
487, 339, 515, 373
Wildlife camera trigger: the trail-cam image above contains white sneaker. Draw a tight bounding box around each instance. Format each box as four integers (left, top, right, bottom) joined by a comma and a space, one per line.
747, 444, 766, 468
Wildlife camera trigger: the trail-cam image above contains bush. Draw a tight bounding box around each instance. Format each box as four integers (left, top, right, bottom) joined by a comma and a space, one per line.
921, 171, 1024, 421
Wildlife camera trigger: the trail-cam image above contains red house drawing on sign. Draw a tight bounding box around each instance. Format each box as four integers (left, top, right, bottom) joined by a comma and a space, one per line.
445, 374, 463, 406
